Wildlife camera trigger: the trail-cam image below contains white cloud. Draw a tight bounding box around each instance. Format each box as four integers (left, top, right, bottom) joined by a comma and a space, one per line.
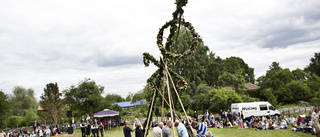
0, 0, 319, 99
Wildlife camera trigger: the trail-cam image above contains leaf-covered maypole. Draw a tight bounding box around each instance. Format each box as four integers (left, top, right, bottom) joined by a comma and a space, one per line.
142, 0, 202, 136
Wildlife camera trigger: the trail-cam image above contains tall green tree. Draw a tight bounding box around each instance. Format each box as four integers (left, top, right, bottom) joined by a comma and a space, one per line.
10, 86, 37, 116
292, 69, 310, 81
305, 52, 320, 77
257, 62, 294, 91
22, 108, 39, 127
64, 78, 104, 117
104, 94, 125, 104
208, 88, 243, 113
0, 90, 11, 129
222, 56, 255, 83
40, 83, 64, 124
218, 72, 246, 90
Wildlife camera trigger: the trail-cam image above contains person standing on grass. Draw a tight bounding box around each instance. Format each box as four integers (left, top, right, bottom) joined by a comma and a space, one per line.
33, 121, 38, 132
237, 116, 243, 129
312, 106, 320, 137
123, 120, 135, 137
175, 120, 188, 137
162, 120, 173, 137
99, 123, 104, 137
80, 121, 86, 137
194, 111, 198, 122
135, 122, 143, 137
71, 117, 76, 130
153, 122, 163, 137
86, 121, 91, 137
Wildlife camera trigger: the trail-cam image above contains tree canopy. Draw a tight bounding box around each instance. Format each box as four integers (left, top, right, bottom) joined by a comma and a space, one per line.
9, 86, 37, 116
40, 83, 64, 124
63, 78, 104, 117
305, 52, 320, 77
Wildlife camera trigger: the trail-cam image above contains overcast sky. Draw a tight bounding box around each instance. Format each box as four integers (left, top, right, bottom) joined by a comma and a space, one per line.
0, 0, 319, 100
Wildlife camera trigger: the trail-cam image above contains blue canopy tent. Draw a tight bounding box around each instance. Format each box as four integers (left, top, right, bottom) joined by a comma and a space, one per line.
112, 100, 147, 108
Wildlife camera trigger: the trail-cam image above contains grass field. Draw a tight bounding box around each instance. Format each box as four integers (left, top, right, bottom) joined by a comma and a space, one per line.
63, 125, 315, 137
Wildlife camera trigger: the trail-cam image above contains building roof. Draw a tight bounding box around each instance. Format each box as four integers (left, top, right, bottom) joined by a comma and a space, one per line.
37, 105, 44, 111
244, 83, 260, 90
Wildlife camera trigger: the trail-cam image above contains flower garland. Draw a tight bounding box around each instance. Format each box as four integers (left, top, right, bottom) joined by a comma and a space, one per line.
156, 20, 200, 64
176, 80, 188, 90
147, 82, 156, 91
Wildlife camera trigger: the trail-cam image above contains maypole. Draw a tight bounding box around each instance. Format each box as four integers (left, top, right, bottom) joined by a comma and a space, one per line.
142, 0, 202, 136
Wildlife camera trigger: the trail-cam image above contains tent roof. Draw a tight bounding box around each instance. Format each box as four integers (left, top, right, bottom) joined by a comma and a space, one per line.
112, 100, 146, 108
94, 109, 119, 117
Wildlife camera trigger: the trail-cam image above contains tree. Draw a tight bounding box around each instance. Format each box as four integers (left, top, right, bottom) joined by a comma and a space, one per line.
222, 56, 255, 83
208, 88, 242, 113
292, 69, 310, 81
104, 94, 125, 104
131, 90, 146, 104
261, 88, 278, 107
277, 81, 312, 104
10, 86, 37, 116
305, 52, 320, 77
40, 82, 64, 124
258, 62, 294, 91
22, 108, 39, 127
64, 78, 104, 117
6, 116, 23, 128
218, 72, 246, 90
0, 90, 11, 129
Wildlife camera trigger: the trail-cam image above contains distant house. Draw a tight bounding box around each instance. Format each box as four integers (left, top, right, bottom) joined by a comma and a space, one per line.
221, 83, 260, 91
244, 83, 260, 90
37, 105, 44, 111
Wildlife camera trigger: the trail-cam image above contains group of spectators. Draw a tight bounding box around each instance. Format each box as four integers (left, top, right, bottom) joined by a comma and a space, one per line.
0, 128, 40, 137
0, 121, 61, 137
0, 114, 114, 137
123, 117, 213, 137
193, 106, 320, 137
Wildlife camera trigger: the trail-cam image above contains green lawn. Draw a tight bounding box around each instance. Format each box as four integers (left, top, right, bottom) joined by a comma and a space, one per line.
63, 125, 314, 137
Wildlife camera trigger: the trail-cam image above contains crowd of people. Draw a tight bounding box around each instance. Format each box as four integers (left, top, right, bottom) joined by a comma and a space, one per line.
0, 114, 112, 137
123, 117, 213, 137
122, 106, 320, 137
0, 121, 61, 137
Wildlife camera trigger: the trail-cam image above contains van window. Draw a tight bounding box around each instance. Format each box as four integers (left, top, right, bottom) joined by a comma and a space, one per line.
260, 105, 268, 111
269, 106, 276, 110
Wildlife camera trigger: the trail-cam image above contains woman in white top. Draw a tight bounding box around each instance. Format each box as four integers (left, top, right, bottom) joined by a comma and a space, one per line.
279, 119, 287, 129
39, 128, 43, 137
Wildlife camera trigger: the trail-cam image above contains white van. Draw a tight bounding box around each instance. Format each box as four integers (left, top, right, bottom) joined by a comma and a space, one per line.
231, 101, 280, 119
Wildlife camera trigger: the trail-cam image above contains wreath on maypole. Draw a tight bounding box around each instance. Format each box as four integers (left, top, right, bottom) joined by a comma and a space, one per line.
142, 0, 202, 136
